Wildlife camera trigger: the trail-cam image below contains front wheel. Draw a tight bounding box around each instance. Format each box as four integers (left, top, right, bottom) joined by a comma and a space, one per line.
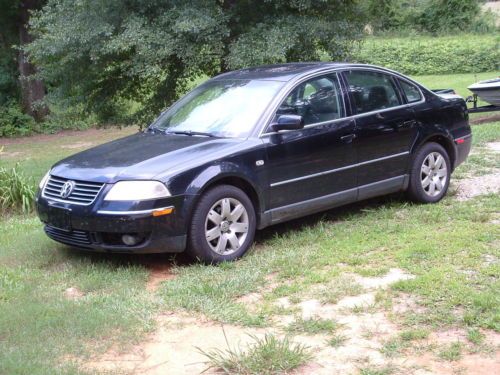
407, 142, 451, 203
186, 185, 256, 264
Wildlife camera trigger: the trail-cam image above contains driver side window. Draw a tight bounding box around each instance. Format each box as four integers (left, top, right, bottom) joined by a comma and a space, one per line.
273, 73, 345, 126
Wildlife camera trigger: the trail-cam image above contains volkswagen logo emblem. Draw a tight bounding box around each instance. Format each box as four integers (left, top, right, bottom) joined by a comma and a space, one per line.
60, 180, 75, 199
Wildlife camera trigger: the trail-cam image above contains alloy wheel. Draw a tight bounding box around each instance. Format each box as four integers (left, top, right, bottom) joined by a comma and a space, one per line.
204, 197, 249, 255
421, 151, 448, 197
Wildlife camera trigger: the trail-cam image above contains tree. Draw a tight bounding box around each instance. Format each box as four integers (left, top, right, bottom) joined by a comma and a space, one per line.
0, 0, 48, 122
418, 0, 484, 33
26, 0, 364, 125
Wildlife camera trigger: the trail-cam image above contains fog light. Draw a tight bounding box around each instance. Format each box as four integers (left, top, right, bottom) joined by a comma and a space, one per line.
122, 234, 141, 246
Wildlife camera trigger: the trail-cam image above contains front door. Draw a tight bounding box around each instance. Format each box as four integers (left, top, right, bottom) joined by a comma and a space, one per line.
262, 72, 357, 223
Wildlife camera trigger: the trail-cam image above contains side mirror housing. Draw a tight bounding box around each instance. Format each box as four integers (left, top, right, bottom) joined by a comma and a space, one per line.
270, 115, 304, 132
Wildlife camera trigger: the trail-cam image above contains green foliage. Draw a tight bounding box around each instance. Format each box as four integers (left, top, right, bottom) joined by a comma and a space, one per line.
0, 165, 36, 214
354, 35, 500, 75
364, 0, 496, 34
26, 0, 364, 125
0, 102, 36, 137
418, 0, 493, 34
199, 333, 312, 375
0, 0, 21, 105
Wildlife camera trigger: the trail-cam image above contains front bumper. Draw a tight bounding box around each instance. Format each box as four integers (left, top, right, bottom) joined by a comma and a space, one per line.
36, 191, 192, 253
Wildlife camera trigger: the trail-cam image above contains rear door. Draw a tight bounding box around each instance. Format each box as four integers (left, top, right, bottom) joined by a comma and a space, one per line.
342, 69, 418, 192
262, 72, 357, 223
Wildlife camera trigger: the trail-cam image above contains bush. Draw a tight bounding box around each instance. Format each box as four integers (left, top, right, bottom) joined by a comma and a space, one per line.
0, 102, 36, 137
352, 35, 499, 75
0, 165, 36, 214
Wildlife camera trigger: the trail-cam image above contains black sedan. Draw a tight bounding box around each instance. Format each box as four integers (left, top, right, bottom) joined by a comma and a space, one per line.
36, 63, 471, 263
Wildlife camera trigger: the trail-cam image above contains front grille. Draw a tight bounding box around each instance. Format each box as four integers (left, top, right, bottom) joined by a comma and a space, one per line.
43, 175, 104, 205
45, 226, 92, 247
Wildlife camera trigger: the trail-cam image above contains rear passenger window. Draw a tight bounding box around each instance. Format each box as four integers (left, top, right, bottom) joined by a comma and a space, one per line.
344, 70, 401, 114
399, 80, 422, 103
274, 73, 344, 126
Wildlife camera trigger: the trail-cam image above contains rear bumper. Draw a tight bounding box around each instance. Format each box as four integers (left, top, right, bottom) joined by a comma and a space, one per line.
454, 133, 472, 169
36, 192, 192, 253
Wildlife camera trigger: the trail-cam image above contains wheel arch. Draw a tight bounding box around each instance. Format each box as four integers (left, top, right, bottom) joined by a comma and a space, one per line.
184, 166, 264, 229
412, 132, 457, 170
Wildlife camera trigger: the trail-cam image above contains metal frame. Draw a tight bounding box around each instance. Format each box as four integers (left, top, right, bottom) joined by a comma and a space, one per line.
466, 94, 500, 114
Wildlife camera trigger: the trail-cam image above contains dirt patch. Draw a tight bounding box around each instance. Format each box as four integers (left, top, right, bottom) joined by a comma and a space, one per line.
0, 127, 137, 146
487, 141, 500, 153
405, 351, 500, 375
391, 293, 427, 315
145, 264, 176, 292
76, 267, 499, 375
455, 172, 500, 201
0, 150, 23, 158
470, 113, 500, 125
353, 268, 415, 290
64, 287, 84, 300
83, 313, 269, 375
60, 142, 94, 149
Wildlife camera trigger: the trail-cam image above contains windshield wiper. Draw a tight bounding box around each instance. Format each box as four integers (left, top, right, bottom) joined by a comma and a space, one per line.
165, 130, 217, 138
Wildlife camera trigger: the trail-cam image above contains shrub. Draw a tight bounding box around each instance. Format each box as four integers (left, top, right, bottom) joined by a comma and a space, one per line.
0, 101, 36, 137
352, 35, 499, 75
0, 165, 36, 214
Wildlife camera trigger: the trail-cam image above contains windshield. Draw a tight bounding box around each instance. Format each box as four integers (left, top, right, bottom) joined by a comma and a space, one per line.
150, 79, 284, 138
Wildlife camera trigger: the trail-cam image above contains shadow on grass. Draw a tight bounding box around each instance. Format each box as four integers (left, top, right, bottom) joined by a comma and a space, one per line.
63, 192, 408, 271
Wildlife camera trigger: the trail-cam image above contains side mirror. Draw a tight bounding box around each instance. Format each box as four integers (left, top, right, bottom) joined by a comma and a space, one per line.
270, 115, 304, 132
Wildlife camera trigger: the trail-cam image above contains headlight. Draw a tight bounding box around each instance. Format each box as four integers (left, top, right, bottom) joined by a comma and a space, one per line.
39, 170, 50, 189
104, 181, 171, 201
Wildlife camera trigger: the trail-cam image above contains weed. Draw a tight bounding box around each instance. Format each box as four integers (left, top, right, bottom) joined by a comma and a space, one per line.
286, 317, 338, 335
438, 342, 462, 361
400, 328, 429, 341
0, 165, 36, 213
381, 338, 405, 358
466, 328, 485, 345
327, 333, 348, 348
199, 332, 312, 375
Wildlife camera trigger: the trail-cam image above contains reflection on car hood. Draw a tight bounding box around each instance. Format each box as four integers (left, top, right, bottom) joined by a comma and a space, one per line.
50, 132, 246, 183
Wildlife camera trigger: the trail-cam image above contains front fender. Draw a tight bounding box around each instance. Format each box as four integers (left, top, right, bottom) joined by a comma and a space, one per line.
179, 161, 267, 225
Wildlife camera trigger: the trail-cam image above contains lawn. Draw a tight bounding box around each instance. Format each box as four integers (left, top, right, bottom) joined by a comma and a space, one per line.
0, 73, 499, 374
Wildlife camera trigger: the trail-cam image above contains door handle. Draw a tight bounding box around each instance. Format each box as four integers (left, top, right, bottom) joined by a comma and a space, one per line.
398, 120, 415, 128
340, 134, 357, 143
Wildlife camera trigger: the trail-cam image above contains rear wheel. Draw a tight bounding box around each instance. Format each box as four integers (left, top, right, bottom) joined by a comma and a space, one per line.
187, 185, 256, 263
407, 142, 451, 203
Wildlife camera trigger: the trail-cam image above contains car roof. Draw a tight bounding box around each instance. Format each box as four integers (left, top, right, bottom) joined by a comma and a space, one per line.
212, 62, 394, 82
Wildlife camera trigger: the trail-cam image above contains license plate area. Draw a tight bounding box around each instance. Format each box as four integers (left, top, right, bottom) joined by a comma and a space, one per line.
47, 206, 72, 231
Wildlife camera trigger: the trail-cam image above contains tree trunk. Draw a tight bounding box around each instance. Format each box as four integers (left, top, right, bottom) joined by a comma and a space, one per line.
18, 0, 48, 122
219, 0, 237, 73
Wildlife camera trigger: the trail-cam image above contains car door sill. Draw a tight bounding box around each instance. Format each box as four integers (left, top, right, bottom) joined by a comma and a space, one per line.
260, 175, 408, 228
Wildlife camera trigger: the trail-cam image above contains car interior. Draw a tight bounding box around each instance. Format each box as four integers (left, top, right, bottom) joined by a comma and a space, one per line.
275, 75, 344, 125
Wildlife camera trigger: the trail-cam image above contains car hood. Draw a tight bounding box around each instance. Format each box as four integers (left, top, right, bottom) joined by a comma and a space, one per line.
50, 132, 249, 183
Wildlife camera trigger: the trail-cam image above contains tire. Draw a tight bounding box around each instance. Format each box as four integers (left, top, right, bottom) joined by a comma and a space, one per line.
186, 184, 256, 264
407, 142, 451, 203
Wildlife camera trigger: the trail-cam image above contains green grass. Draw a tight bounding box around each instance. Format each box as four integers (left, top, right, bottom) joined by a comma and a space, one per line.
285, 317, 338, 335
0, 216, 156, 374
410, 71, 497, 102
198, 333, 312, 375
0, 127, 137, 183
359, 365, 396, 375
0, 83, 498, 372
399, 328, 429, 341
327, 333, 348, 348
467, 328, 485, 345
438, 342, 463, 361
